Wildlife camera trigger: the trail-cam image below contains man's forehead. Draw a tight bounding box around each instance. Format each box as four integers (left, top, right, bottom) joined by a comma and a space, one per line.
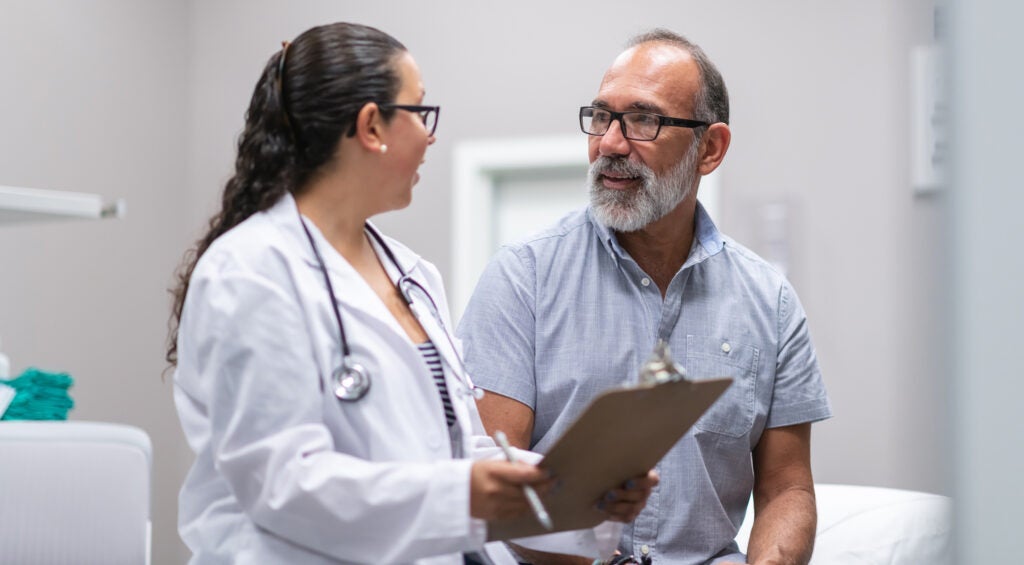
612, 41, 694, 71
596, 42, 700, 112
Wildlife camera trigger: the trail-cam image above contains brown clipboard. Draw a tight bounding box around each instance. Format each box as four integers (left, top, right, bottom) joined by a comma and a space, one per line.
487, 376, 732, 540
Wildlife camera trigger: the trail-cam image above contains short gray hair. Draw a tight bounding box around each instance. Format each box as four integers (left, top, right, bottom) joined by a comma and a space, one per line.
626, 29, 729, 126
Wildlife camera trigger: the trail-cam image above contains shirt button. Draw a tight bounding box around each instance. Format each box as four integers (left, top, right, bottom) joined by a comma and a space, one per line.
641, 545, 650, 555
721, 342, 731, 353
640, 278, 651, 287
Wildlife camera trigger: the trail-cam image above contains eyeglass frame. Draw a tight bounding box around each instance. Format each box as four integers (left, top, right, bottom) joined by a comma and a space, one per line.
579, 105, 709, 142
379, 104, 440, 136
604, 553, 652, 565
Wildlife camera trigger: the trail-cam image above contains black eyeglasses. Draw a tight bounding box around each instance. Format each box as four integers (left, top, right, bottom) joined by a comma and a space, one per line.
579, 106, 708, 141
607, 553, 652, 565
380, 104, 440, 136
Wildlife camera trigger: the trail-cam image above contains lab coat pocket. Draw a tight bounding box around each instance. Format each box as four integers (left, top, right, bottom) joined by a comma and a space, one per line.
686, 334, 759, 438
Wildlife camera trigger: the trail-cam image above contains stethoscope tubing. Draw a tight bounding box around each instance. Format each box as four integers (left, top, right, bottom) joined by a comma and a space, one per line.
297, 208, 479, 402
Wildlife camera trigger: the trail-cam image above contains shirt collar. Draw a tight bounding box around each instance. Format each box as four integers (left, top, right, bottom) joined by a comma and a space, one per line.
587, 199, 726, 266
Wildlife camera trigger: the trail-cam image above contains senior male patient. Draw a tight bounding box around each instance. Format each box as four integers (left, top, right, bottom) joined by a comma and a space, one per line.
457, 29, 832, 565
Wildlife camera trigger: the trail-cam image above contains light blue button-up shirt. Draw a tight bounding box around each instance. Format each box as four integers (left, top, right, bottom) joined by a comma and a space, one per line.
457, 203, 832, 564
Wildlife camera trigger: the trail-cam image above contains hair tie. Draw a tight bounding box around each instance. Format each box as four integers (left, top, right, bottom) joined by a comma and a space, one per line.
277, 41, 291, 85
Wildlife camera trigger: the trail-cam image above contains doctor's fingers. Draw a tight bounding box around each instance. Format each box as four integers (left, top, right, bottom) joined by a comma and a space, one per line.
486, 459, 553, 486
470, 461, 545, 520
482, 492, 535, 521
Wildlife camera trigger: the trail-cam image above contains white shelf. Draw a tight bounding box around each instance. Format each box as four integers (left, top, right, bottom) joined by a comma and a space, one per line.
0, 185, 125, 225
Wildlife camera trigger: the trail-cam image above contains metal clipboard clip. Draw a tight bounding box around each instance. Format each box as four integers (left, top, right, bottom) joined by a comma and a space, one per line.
637, 339, 688, 386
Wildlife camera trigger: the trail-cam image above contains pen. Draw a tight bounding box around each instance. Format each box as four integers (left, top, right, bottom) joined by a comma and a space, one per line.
494, 430, 554, 531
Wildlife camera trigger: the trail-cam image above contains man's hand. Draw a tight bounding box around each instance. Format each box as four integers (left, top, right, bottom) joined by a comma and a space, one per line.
596, 470, 659, 522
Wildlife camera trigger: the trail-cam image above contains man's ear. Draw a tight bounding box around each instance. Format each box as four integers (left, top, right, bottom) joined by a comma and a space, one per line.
353, 102, 386, 153
697, 123, 731, 176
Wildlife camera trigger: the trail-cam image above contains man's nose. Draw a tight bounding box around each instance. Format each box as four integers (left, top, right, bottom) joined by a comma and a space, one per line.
598, 118, 630, 158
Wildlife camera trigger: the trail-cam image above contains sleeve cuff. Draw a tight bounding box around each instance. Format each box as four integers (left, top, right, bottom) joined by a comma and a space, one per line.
765, 396, 833, 428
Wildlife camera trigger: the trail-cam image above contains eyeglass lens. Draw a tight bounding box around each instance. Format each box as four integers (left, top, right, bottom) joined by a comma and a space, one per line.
421, 109, 437, 135
581, 108, 661, 141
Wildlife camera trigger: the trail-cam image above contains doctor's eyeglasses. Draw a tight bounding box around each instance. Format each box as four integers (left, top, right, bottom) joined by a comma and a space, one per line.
380, 104, 440, 136
579, 106, 708, 141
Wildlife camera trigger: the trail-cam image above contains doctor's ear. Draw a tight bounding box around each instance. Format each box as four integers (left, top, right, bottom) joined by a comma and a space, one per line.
353, 102, 387, 154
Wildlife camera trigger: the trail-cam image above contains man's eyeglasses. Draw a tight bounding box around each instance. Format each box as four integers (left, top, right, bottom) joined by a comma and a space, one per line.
380, 104, 440, 136
579, 106, 708, 142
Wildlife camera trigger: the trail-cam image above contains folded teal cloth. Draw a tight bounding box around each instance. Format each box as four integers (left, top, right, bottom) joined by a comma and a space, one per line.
0, 368, 74, 420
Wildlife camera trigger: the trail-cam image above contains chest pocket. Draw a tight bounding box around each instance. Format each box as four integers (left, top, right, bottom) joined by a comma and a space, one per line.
686, 334, 760, 438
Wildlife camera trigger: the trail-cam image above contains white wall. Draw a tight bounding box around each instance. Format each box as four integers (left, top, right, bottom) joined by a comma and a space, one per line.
718, 1, 947, 493
0, 1, 191, 563
0, 1, 946, 563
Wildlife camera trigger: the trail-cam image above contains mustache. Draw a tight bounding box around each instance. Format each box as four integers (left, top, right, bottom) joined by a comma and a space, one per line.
590, 156, 651, 178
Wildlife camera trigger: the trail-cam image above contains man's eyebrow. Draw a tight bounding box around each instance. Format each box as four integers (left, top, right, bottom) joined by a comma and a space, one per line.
589, 100, 666, 114
628, 101, 664, 114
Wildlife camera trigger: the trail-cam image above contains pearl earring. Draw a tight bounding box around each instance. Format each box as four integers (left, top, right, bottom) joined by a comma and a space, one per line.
380, 144, 388, 154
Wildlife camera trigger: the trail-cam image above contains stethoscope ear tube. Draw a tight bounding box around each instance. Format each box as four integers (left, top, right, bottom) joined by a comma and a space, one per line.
298, 210, 369, 402
361, 223, 485, 401
298, 206, 483, 403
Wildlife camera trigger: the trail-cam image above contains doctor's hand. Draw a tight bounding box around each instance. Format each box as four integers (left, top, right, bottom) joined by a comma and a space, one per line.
469, 460, 553, 521
595, 470, 659, 523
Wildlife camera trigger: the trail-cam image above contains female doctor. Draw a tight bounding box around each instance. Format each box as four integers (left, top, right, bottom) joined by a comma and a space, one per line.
167, 22, 655, 565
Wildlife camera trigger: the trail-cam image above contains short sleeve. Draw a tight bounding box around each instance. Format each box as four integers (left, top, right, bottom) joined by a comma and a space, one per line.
456, 246, 538, 411
766, 281, 833, 428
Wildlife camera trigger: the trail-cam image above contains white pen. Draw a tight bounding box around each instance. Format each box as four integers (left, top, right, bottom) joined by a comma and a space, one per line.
494, 430, 554, 531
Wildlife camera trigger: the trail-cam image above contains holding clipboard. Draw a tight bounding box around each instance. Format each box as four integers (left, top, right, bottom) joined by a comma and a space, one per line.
487, 343, 732, 540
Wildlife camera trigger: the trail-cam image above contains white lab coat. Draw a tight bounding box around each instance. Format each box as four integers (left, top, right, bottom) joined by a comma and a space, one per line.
175, 194, 613, 564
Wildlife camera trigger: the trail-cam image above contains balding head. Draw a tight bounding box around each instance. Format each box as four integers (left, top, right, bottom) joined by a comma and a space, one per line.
625, 29, 729, 126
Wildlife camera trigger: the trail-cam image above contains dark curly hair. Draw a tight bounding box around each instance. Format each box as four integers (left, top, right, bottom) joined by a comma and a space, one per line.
166, 22, 407, 367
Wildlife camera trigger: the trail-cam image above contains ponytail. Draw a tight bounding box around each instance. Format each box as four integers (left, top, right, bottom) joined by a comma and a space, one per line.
166, 22, 407, 368
165, 50, 295, 366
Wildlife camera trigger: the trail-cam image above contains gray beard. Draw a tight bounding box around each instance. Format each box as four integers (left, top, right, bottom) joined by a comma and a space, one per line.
588, 143, 699, 233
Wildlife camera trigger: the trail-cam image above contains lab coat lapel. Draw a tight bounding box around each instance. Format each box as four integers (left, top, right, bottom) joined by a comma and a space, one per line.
266, 198, 412, 342
364, 228, 477, 435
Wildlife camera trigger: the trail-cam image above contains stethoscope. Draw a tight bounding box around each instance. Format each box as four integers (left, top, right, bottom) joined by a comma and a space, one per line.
298, 210, 485, 403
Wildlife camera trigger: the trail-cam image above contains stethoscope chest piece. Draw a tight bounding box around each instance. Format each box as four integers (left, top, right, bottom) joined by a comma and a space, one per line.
333, 362, 371, 401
